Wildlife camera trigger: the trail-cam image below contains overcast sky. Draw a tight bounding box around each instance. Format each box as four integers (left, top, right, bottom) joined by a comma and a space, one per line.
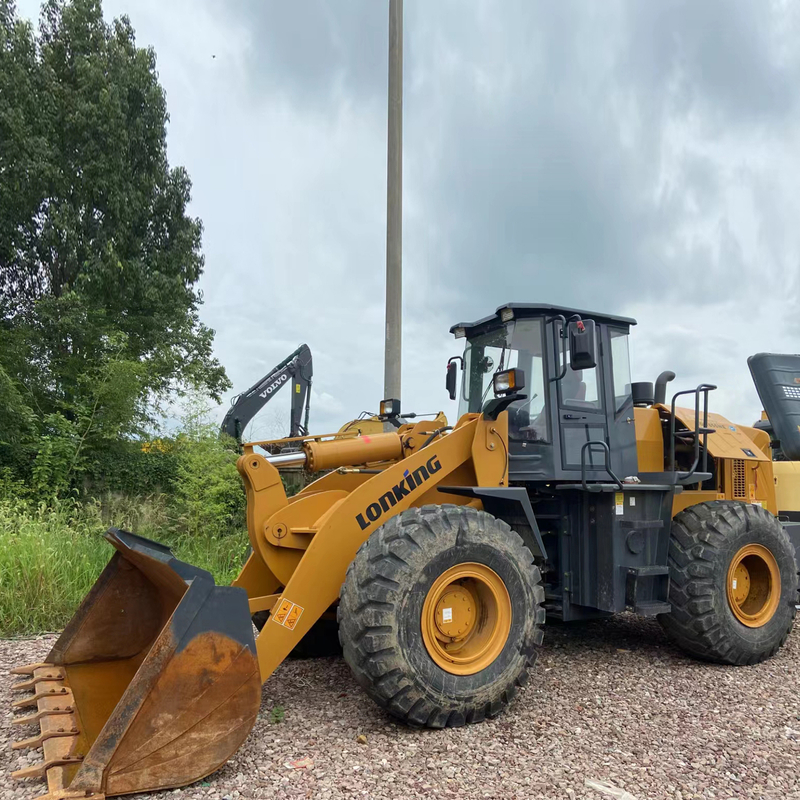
17, 0, 800, 436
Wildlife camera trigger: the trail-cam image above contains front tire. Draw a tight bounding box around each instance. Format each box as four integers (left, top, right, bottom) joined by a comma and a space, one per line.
338, 505, 545, 727
660, 500, 797, 665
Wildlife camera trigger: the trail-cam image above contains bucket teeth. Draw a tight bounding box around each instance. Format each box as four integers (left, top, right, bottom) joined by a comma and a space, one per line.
9, 664, 84, 796
11, 672, 65, 692
9, 662, 50, 676
12, 706, 74, 726
12, 755, 84, 780
13, 724, 79, 750
12, 686, 71, 709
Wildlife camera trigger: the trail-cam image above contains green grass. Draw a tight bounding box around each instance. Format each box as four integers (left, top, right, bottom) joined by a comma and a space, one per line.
0, 496, 249, 637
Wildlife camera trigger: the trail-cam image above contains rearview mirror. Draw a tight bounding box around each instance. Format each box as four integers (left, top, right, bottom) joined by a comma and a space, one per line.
446, 358, 461, 400
569, 319, 597, 370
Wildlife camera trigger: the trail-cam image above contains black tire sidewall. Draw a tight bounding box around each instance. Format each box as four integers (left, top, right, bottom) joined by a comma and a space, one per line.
708, 512, 796, 651
396, 531, 537, 704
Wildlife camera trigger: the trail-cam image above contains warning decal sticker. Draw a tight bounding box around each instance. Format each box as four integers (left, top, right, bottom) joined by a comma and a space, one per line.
615, 492, 624, 516
284, 603, 304, 630
272, 598, 305, 629
273, 599, 294, 626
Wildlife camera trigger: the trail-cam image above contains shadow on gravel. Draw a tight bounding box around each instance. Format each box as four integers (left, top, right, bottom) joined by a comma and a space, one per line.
543, 612, 671, 654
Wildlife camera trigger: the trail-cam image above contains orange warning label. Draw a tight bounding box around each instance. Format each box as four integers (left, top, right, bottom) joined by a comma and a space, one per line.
273, 599, 293, 626
284, 604, 304, 630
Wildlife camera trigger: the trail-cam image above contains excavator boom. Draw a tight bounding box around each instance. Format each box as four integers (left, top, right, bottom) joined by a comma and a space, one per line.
221, 344, 313, 441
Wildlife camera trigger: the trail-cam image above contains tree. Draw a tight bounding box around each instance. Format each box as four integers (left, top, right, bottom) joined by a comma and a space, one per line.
0, 0, 229, 484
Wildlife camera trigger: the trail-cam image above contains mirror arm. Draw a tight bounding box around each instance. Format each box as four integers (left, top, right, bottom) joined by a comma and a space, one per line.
549, 315, 568, 383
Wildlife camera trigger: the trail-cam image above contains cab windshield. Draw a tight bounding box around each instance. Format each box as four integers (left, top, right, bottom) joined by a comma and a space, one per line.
458, 318, 549, 442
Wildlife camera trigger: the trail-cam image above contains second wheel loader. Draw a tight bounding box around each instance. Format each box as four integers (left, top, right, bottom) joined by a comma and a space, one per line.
10, 303, 800, 800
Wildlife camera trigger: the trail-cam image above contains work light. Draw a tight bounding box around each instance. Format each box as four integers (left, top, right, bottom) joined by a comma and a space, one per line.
493, 368, 525, 397
379, 398, 401, 418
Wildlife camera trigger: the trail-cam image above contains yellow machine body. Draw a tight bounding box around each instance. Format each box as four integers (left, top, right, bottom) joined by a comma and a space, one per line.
633, 405, 786, 517
10, 320, 800, 800
336, 410, 448, 438
10, 413, 502, 799
234, 413, 507, 683
773, 461, 800, 519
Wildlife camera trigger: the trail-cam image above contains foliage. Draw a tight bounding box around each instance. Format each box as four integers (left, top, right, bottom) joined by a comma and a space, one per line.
87, 441, 179, 494
173, 411, 245, 537
0, 400, 250, 636
269, 705, 285, 724
0, 2, 259, 639
0, 0, 230, 486
0, 363, 37, 475
0, 493, 249, 636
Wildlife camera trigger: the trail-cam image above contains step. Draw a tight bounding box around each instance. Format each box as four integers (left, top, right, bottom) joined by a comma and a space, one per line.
627, 565, 670, 577
634, 600, 671, 616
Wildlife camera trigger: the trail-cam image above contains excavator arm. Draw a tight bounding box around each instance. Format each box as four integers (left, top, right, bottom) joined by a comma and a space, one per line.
220, 344, 313, 441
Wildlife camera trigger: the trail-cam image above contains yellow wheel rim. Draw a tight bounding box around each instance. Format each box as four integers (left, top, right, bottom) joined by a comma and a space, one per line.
421, 563, 511, 675
726, 543, 781, 628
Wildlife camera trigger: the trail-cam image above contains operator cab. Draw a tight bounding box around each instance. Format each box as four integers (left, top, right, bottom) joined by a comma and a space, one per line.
448, 304, 638, 483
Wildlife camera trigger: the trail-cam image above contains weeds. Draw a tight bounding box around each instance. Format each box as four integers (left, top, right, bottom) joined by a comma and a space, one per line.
270, 705, 286, 724
0, 495, 249, 637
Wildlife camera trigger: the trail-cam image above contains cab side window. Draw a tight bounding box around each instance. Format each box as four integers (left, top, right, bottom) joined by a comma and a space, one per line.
560, 361, 602, 409
609, 328, 632, 412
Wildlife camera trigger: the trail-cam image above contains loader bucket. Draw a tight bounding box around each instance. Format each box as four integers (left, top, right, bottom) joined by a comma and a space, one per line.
9, 528, 261, 799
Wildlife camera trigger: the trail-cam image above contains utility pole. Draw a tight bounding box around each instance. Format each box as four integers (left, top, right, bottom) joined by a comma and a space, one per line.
383, 0, 403, 405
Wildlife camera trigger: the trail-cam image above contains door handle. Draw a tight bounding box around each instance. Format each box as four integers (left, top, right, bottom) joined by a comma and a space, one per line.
562, 414, 587, 420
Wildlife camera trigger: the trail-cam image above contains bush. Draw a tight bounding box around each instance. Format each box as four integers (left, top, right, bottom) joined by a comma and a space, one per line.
86, 441, 180, 495
0, 402, 254, 636
172, 412, 245, 537
0, 495, 249, 637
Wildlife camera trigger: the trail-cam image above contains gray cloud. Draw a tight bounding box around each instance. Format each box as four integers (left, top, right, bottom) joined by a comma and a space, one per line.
224, 0, 388, 105
401, 0, 800, 323
15, 0, 800, 432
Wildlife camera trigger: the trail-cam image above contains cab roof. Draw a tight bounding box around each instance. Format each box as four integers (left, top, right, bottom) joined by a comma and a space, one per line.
449, 303, 637, 337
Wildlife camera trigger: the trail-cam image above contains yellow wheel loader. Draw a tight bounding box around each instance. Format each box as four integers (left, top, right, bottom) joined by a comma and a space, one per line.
10, 303, 800, 800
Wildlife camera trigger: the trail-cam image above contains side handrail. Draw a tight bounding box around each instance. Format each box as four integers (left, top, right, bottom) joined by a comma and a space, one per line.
669, 383, 717, 483
580, 440, 624, 492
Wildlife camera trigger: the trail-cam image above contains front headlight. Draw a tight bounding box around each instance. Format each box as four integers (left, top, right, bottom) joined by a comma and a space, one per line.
492, 368, 525, 396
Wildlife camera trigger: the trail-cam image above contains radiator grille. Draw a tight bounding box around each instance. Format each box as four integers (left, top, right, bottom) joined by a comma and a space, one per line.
732, 459, 747, 499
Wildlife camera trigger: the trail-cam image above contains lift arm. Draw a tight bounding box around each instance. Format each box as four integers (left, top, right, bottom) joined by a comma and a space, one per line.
221, 344, 313, 441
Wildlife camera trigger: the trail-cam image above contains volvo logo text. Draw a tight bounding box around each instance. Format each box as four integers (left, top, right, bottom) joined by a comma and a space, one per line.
259, 373, 289, 398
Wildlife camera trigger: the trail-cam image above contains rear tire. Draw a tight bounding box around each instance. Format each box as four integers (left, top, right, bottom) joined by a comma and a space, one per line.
338, 505, 545, 727
659, 500, 797, 665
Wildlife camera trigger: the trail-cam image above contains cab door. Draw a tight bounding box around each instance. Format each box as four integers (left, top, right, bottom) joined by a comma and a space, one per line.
557, 346, 609, 474
603, 326, 639, 478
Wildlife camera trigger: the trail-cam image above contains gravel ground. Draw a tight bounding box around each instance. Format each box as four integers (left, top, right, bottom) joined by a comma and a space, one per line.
2, 616, 800, 800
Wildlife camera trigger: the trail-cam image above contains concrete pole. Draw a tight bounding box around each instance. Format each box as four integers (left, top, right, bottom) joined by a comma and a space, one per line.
383, 0, 403, 404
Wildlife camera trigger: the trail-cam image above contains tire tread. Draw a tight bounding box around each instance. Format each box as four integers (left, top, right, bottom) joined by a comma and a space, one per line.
339, 504, 544, 727
660, 500, 797, 665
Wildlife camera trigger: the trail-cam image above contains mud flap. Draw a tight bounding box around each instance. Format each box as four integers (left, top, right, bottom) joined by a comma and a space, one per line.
9, 528, 261, 799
